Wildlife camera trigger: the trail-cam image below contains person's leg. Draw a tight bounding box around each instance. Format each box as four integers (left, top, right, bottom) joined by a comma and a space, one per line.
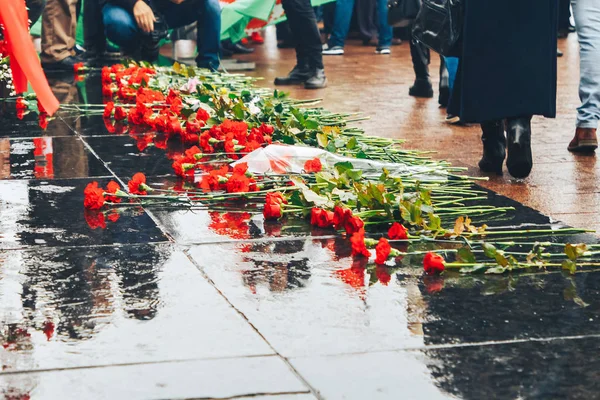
25, 0, 46, 26
161, 0, 221, 70
375, 0, 392, 49
326, 0, 355, 49
278, 0, 326, 88
409, 37, 433, 97
84, 0, 106, 55
41, 0, 78, 64
356, 0, 377, 42
196, 0, 221, 70
568, 0, 600, 151
102, 4, 140, 54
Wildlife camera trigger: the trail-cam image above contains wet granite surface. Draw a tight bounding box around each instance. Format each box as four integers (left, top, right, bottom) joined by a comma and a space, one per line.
1, 73, 600, 399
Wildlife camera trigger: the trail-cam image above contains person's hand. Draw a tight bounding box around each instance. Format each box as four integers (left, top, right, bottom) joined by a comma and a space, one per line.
169, 0, 186, 4
133, 0, 156, 33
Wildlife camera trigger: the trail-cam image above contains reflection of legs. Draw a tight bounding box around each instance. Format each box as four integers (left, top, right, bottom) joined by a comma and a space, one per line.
569, 0, 600, 152
408, 39, 433, 98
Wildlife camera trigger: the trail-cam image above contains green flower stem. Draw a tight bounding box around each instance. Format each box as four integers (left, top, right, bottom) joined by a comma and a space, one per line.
463, 228, 593, 237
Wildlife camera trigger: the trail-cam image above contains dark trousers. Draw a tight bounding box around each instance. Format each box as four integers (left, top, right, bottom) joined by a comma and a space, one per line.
83, 0, 106, 52
558, 0, 571, 30
281, 0, 324, 70
355, 0, 377, 41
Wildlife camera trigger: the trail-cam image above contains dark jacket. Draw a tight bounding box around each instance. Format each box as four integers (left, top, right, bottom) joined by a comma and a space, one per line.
448, 0, 558, 123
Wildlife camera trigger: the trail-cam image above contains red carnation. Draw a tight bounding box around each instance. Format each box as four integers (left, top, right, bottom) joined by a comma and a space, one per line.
388, 222, 408, 240
333, 206, 352, 230
375, 237, 391, 264
266, 192, 287, 205
114, 106, 127, 121
103, 101, 115, 119
38, 113, 49, 130
344, 216, 364, 236
128, 172, 148, 195
259, 123, 274, 135
350, 228, 371, 258
196, 108, 210, 122
73, 62, 86, 73
423, 252, 445, 275
105, 180, 122, 203
15, 97, 28, 111
263, 202, 282, 220
233, 162, 248, 176
316, 209, 334, 228
83, 181, 106, 209
226, 174, 250, 193
311, 208, 323, 226
304, 158, 323, 173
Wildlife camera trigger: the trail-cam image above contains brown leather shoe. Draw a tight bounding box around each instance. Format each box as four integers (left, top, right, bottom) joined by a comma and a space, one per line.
568, 127, 598, 152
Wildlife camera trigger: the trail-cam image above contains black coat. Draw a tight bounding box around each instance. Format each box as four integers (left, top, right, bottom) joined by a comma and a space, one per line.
448, 0, 558, 123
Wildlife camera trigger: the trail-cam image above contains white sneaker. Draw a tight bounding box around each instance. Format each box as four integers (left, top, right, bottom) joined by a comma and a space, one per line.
375, 47, 391, 55
322, 46, 344, 55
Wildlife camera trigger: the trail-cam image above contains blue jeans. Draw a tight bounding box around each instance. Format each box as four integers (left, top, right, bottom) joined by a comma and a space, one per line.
572, 0, 600, 128
328, 0, 392, 48
102, 0, 221, 70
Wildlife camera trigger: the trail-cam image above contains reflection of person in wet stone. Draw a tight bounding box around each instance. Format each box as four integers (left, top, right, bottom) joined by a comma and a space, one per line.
241, 241, 311, 292
19, 245, 162, 340
417, 272, 600, 399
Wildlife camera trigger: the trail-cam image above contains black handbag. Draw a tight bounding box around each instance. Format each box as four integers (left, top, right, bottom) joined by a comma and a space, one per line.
412, 0, 463, 56
387, 0, 421, 28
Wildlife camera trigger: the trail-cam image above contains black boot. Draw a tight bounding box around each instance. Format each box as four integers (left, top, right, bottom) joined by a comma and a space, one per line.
304, 68, 327, 89
506, 116, 533, 179
274, 65, 311, 86
478, 120, 506, 175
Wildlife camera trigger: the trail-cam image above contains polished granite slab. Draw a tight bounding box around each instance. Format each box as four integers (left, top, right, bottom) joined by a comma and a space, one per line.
0, 178, 167, 248
0, 244, 272, 373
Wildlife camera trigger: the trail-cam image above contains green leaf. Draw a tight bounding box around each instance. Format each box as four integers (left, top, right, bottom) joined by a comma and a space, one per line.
346, 169, 363, 181
228, 93, 238, 100
427, 213, 442, 231
305, 119, 319, 130
346, 137, 358, 150
232, 103, 245, 120
485, 266, 507, 275
565, 243, 588, 261
356, 150, 368, 159
288, 190, 305, 207
274, 103, 284, 114
302, 189, 331, 207
326, 142, 337, 153
334, 161, 354, 174
495, 252, 509, 267
291, 108, 306, 126
482, 243, 497, 258
457, 247, 476, 264
317, 132, 329, 148
562, 260, 577, 274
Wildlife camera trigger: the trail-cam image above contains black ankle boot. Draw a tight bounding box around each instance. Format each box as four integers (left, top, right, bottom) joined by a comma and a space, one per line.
274, 65, 311, 86
506, 116, 533, 179
409, 79, 434, 98
478, 120, 506, 175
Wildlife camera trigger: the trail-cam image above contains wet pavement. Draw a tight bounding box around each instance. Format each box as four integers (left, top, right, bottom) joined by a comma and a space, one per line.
0, 33, 599, 400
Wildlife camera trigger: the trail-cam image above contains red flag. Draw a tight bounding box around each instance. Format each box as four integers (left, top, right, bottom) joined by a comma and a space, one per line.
0, 0, 59, 115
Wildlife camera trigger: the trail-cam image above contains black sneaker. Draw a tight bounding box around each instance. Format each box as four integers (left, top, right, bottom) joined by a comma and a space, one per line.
274, 65, 311, 86
304, 68, 327, 89
42, 55, 88, 71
